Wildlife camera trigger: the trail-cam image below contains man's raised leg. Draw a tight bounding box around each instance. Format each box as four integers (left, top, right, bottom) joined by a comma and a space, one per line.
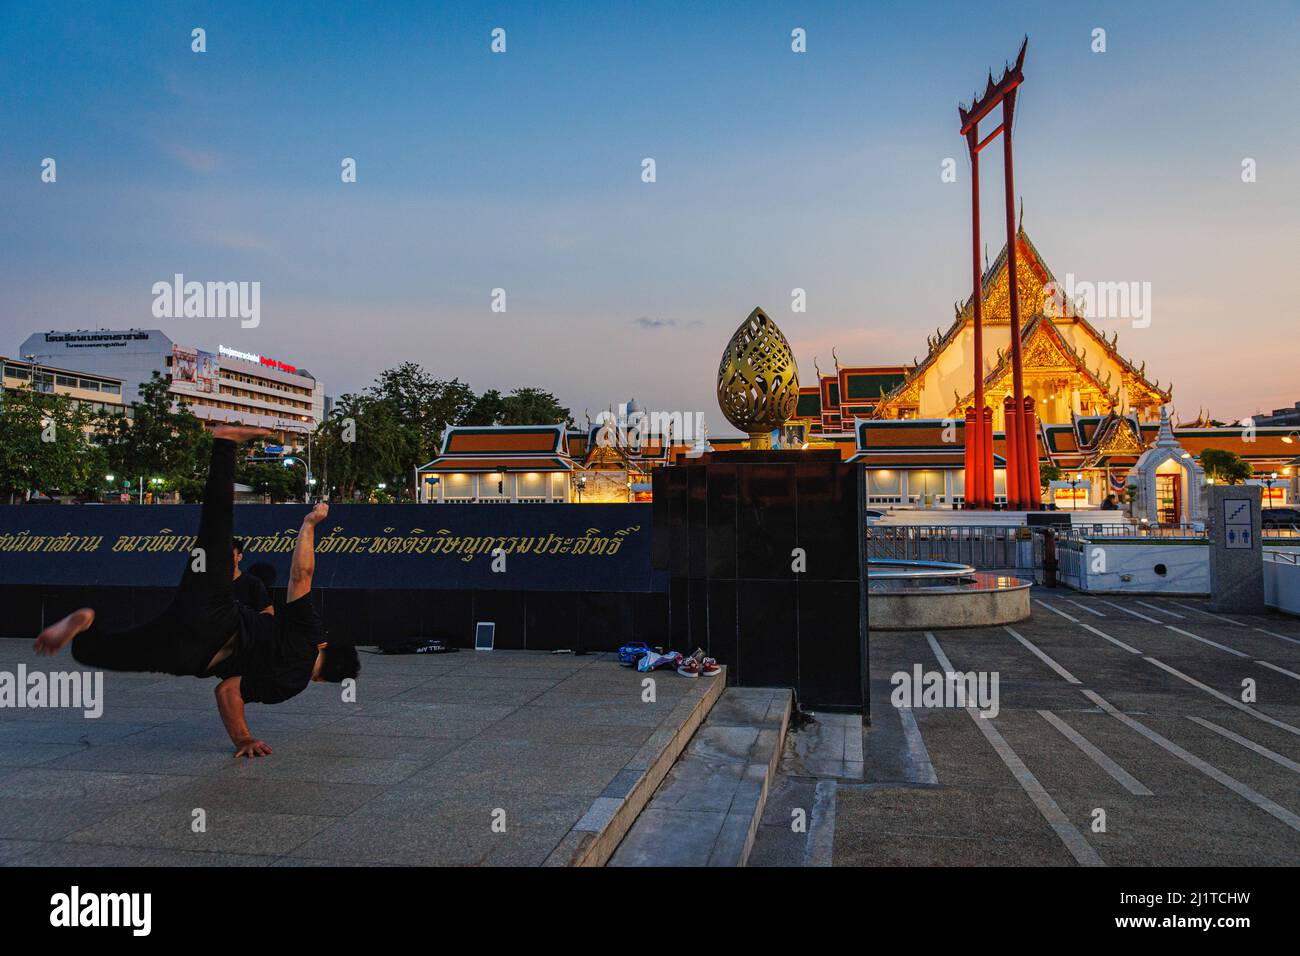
35, 424, 272, 668
177, 425, 271, 601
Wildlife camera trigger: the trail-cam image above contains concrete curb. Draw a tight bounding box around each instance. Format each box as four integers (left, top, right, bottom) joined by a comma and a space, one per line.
542, 668, 727, 867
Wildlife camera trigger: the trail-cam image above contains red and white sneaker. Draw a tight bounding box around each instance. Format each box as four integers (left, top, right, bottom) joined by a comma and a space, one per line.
700, 657, 721, 677
677, 657, 701, 678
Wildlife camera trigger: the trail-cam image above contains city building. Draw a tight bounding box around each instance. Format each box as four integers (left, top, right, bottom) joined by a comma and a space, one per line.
0, 354, 129, 424
19, 330, 325, 447
1254, 402, 1300, 428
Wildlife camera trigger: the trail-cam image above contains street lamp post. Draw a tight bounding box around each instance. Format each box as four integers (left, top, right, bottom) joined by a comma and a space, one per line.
1070, 472, 1083, 511
282, 456, 315, 504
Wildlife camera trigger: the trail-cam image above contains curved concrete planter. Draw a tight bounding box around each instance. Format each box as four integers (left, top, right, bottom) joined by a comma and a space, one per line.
870, 577, 1031, 630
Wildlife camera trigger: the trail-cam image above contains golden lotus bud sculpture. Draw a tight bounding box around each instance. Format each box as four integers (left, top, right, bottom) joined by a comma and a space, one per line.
717, 306, 800, 449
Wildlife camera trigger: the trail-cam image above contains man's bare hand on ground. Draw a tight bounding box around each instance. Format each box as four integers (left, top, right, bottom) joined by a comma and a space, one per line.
234, 738, 273, 758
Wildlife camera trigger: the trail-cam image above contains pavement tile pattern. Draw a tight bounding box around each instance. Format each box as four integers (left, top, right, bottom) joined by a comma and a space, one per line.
0, 645, 708, 866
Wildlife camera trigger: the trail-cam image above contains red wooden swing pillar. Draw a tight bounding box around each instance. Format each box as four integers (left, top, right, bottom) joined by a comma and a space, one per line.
958, 38, 1040, 511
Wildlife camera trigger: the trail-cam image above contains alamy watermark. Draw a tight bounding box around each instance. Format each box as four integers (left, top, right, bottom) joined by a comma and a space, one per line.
151, 273, 261, 328
1044, 272, 1151, 329
593, 402, 706, 448
890, 664, 999, 718
1, 665, 103, 718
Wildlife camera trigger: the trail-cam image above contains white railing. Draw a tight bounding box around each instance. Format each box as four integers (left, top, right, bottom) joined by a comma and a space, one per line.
1265, 551, 1300, 615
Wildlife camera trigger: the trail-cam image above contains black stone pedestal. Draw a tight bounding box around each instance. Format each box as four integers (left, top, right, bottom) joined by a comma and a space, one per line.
651, 449, 867, 710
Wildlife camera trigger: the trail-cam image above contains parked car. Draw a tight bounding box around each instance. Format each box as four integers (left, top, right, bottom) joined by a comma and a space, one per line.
1262, 507, 1300, 529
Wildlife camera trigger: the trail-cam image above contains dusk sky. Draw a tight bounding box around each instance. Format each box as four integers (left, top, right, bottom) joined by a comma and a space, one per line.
2, 0, 1297, 433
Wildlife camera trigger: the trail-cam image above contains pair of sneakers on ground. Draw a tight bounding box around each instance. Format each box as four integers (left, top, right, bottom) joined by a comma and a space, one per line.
677, 648, 720, 679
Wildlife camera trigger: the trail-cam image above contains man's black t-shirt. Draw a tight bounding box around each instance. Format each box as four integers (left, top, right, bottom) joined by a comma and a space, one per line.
212, 597, 325, 704
231, 572, 272, 612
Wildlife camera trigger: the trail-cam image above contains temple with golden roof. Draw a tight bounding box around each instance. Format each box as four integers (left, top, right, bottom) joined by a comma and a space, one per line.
411, 228, 1296, 512
795, 227, 1170, 435
788, 227, 1294, 510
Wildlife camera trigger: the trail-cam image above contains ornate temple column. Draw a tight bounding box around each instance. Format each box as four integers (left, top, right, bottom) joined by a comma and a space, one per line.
1023, 395, 1041, 507
1004, 395, 1022, 509
977, 405, 987, 504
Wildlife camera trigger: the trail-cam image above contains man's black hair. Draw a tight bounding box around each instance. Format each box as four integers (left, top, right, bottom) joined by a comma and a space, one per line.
232, 537, 247, 554
320, 643, 361, 683
247, 561, 276, 590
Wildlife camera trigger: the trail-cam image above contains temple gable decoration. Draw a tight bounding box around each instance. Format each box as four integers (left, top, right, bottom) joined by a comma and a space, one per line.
870, 227, 1171, 426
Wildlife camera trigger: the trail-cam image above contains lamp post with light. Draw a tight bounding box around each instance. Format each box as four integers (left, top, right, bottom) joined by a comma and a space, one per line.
282, 456, 315, 504
1264, 471, 1279, 509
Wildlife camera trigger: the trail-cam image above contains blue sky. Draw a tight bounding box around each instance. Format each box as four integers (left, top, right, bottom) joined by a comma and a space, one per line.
2, 0, 1297, 430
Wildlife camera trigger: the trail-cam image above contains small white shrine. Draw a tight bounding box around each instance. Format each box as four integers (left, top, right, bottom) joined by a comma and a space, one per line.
1127, 406, 1206, 526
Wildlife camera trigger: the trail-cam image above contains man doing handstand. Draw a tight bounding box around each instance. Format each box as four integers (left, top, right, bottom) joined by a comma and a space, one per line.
34, 425, 360, 757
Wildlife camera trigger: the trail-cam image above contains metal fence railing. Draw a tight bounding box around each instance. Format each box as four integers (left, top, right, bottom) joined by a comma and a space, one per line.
1053, 523, 1206, 542
865, 525, 1041, 572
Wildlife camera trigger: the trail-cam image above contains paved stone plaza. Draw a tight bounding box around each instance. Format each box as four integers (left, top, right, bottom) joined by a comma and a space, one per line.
0, 647, 711, 866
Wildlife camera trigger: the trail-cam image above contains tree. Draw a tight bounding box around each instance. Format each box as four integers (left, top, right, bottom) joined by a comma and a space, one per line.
313, 392, 408, 501
237, 438, 305, 502
459, 388, 505, 426
497, 387, 573, 427
1039, 463, 1063, 492
1199, 448, 1253, 485
310, 363, 575, 502
458, 387, 572, 428
100, 373, 212, 501
367, 363, 476, 497
0, 384, 106, 502
369, 363, 475, 466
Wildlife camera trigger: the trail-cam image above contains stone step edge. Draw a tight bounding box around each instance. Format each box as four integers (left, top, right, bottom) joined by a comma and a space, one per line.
542, 667, 728, 867
723, 690, 794, 867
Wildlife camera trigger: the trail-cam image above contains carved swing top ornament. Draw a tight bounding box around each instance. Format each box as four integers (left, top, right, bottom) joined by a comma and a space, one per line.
717, 306, 800, 449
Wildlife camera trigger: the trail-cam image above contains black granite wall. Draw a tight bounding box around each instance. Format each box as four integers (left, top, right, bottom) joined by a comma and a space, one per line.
652, 449, 867, 709
5, 584, 668, 653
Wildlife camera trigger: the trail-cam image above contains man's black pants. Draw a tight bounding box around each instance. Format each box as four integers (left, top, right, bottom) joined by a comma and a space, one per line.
72, 439, 244, 677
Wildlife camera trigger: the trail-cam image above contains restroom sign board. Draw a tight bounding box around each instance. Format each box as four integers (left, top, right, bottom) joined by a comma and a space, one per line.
1223, 498, 1254, 550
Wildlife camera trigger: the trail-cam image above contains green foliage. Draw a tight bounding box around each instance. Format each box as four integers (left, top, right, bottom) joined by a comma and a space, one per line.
1198, 448, 1253, 485
0, 383, 107, 501
370, 362, 476, 471
493, 387, 573, 428
314, 364, 572, 501
237, 439, 305, 502
99, 373, 213, 501
3, 362, 575, 506
458, 387, 571, 427
314, 392, 409, 501
459, 388, 505, 426
1039, 463, 1063, 492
